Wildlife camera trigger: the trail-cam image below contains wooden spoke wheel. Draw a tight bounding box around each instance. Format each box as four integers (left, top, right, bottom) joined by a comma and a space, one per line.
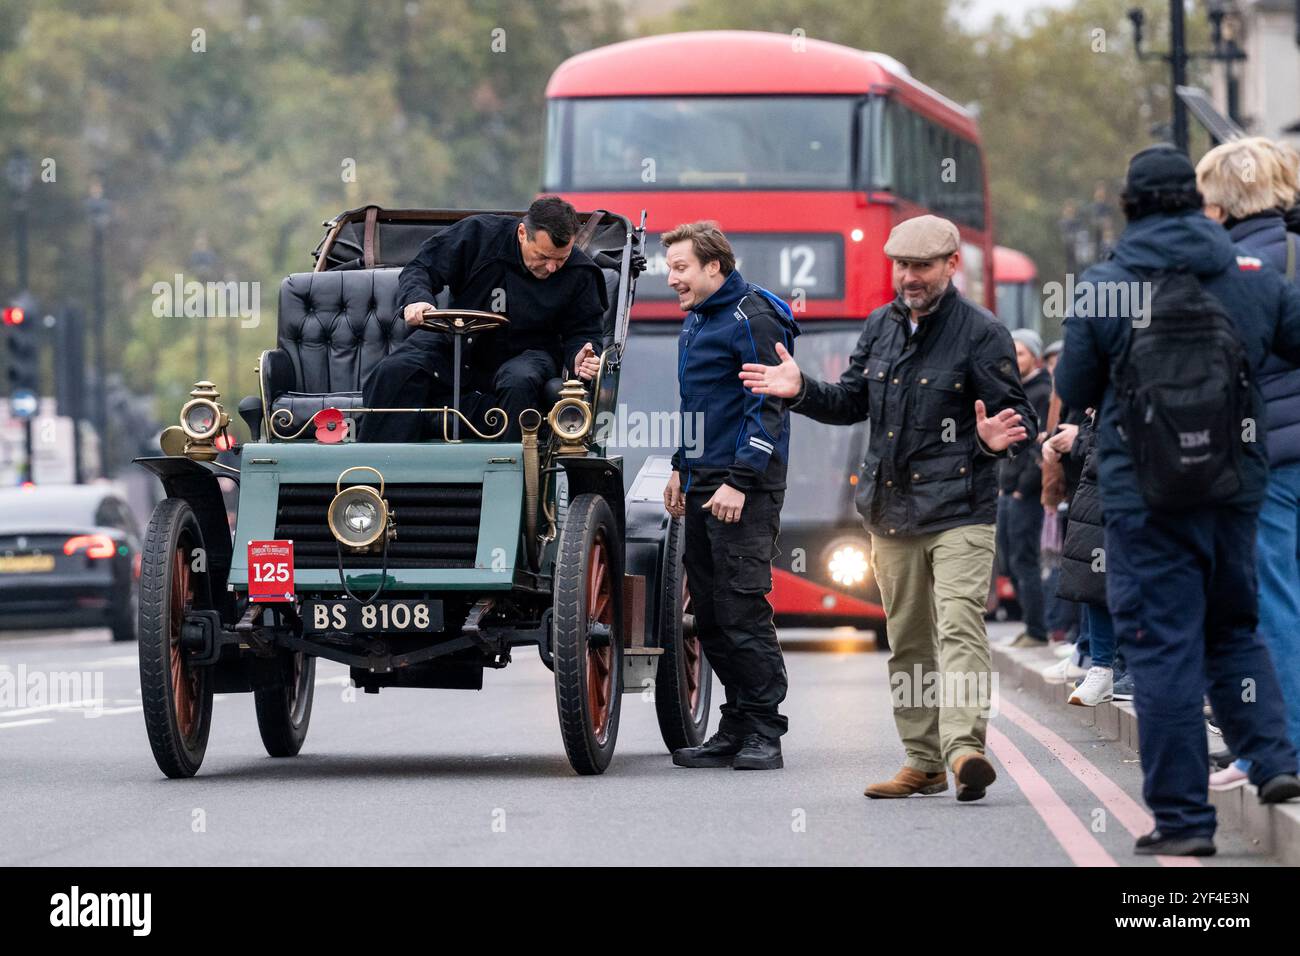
254, 649, 315, 758
553, 493, 624, 775
654, 516, 712, 751
137, 499, 215, 779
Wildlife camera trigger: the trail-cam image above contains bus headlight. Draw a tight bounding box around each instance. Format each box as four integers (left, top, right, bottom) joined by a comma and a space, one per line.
826, 540, 870, 587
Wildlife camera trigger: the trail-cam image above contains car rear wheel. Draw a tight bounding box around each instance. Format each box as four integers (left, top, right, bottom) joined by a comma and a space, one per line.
111, 580, 139, 642
254, 650, 315, 757
553, 493, 623, 775
654, 516, 712, 752
138, 498, 214, 779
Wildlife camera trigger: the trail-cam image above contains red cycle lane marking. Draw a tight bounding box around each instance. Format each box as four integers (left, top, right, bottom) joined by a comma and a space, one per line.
997, 698, 1202, 868
986, 725, 1118, 867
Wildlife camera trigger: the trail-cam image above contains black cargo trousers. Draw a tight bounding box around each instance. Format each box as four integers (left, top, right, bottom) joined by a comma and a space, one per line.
682, 487, 789, 740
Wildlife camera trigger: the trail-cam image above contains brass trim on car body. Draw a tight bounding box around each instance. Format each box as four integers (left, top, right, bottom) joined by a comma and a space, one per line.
267, 405, 508, 443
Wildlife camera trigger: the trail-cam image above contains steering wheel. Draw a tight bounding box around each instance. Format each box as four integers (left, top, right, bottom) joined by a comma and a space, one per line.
413, 308, 510, 334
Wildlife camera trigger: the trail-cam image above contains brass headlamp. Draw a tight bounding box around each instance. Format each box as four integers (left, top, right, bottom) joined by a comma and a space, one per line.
547, 379, 593, 454
174, 381, 230, 460
327, 466, 393, 551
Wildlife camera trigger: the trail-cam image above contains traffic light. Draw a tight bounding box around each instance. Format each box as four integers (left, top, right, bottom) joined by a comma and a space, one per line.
5, 293, 40, 395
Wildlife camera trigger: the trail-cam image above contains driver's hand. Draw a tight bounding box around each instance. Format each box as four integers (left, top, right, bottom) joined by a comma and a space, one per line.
404, 301, 436, 326
574, 342, 601, 381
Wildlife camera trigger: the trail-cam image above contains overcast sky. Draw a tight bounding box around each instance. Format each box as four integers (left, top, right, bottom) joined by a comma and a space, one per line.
959, 0, 1074, 29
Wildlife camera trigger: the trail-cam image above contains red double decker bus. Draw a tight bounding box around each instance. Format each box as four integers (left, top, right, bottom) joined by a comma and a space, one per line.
993, 246, 1041, 333
544, 31, 995, 636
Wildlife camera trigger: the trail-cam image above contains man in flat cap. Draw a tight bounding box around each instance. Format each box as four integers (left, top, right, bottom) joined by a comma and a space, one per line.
741, 214, 1037, 802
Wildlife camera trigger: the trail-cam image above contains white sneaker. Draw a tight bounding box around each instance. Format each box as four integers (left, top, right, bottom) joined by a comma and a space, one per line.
1069, 666, 1114, 706
1053, 642, 1076, 659
1042, 655, 1086, 683
1209, 764, 1249, 791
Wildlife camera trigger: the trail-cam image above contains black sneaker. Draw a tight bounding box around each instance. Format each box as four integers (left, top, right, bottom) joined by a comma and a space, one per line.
1209, 749, 1236, 770
672, 731, 743, 768
732, 734, 783, 770
1259, 773, 1300, 804
1134, 829, 1216, 856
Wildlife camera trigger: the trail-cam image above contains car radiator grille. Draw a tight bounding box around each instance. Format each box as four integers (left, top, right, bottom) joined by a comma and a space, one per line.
274, 483, 482, 569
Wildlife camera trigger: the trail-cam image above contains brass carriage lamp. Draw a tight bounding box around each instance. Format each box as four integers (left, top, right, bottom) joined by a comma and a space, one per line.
547, 379, 593, 455
327, 466, 394, 552
175, 381, 230, 461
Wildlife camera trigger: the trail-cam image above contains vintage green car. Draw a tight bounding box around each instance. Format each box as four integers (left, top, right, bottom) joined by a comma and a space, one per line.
134, 206, 711, 777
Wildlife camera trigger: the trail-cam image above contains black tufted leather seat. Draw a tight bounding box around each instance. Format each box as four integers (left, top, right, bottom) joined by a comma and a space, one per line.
258, 268, 451, 437
253, 248, 623, 441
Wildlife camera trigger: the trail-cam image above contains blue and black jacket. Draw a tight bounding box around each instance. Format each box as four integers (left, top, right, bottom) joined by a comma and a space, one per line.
670, 269, 799, 493
1056, 209, 1300, 515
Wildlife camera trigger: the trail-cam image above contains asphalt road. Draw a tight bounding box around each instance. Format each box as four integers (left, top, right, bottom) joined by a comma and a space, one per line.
0, 623, 1273, 866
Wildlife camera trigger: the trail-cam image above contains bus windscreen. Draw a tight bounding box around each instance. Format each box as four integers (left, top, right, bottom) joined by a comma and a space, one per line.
545, 96, 858, 191
611, 324, 865, 526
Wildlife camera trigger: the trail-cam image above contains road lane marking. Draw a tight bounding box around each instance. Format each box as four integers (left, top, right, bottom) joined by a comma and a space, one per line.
0, 718, 55, 729
997, 699, 1203, 868
986, 725, 1118, 867
94, 705, 143, 716
0, 699, 104, 718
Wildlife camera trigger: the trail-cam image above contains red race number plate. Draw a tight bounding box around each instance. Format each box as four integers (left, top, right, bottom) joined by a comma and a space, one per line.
248, 540, 295, 602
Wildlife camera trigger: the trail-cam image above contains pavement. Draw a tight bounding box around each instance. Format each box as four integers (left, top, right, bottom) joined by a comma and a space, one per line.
0, 622, 1280, 866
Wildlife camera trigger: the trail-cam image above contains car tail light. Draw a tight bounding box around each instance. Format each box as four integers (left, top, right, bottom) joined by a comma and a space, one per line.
64, 534, 117, 559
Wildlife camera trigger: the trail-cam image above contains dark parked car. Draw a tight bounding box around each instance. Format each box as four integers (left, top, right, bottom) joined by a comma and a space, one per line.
0, 484, 141, 641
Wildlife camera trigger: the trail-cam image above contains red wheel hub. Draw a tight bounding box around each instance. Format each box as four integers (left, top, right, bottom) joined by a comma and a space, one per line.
585, 536, 615, 743
168, 542, 200, 742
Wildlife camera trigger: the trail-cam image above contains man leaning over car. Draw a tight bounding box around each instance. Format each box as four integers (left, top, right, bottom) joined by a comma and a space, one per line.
740, 215, 1037, 801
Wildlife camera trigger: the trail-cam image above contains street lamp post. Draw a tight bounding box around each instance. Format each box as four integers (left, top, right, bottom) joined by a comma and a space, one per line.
1128, 2, 1249, 153
189, 238, 217, 383
85, 176, 112, 473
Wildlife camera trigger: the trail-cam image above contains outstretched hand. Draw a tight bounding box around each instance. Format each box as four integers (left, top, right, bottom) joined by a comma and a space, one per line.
739, 342, 802, 398
975, 399, 1028, 452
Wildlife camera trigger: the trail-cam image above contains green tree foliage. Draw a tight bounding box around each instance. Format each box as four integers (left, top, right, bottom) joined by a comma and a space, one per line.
0, 0, 622, 438
0, 0, 1214, 451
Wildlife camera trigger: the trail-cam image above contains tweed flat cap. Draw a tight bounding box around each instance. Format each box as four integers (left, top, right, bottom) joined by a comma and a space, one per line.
882, 214, 961, 260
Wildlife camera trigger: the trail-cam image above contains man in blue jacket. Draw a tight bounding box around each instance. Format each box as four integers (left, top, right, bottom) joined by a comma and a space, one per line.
1055, 145, 1300, 856
660, 221, 798, 771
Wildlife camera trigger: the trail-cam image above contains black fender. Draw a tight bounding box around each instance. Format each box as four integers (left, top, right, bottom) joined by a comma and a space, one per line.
557, 455, 625, 542
134, 456, 236, 617
622, 455, 676, 648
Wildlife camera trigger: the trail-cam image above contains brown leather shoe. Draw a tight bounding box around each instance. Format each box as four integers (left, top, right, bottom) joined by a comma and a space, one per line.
952, 753, 997, 802
864, 766, 949, 799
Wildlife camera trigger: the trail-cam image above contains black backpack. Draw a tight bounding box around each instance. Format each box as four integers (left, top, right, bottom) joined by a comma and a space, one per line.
1113, 269, 1252, 511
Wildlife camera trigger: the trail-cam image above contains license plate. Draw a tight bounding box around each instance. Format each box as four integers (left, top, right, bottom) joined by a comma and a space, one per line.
0, 554, 56, 573
248, 540, 294, 602
303, 600, 443, 633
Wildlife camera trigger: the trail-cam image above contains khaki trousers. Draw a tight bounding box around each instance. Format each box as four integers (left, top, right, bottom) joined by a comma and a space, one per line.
870, 523, 997, 773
